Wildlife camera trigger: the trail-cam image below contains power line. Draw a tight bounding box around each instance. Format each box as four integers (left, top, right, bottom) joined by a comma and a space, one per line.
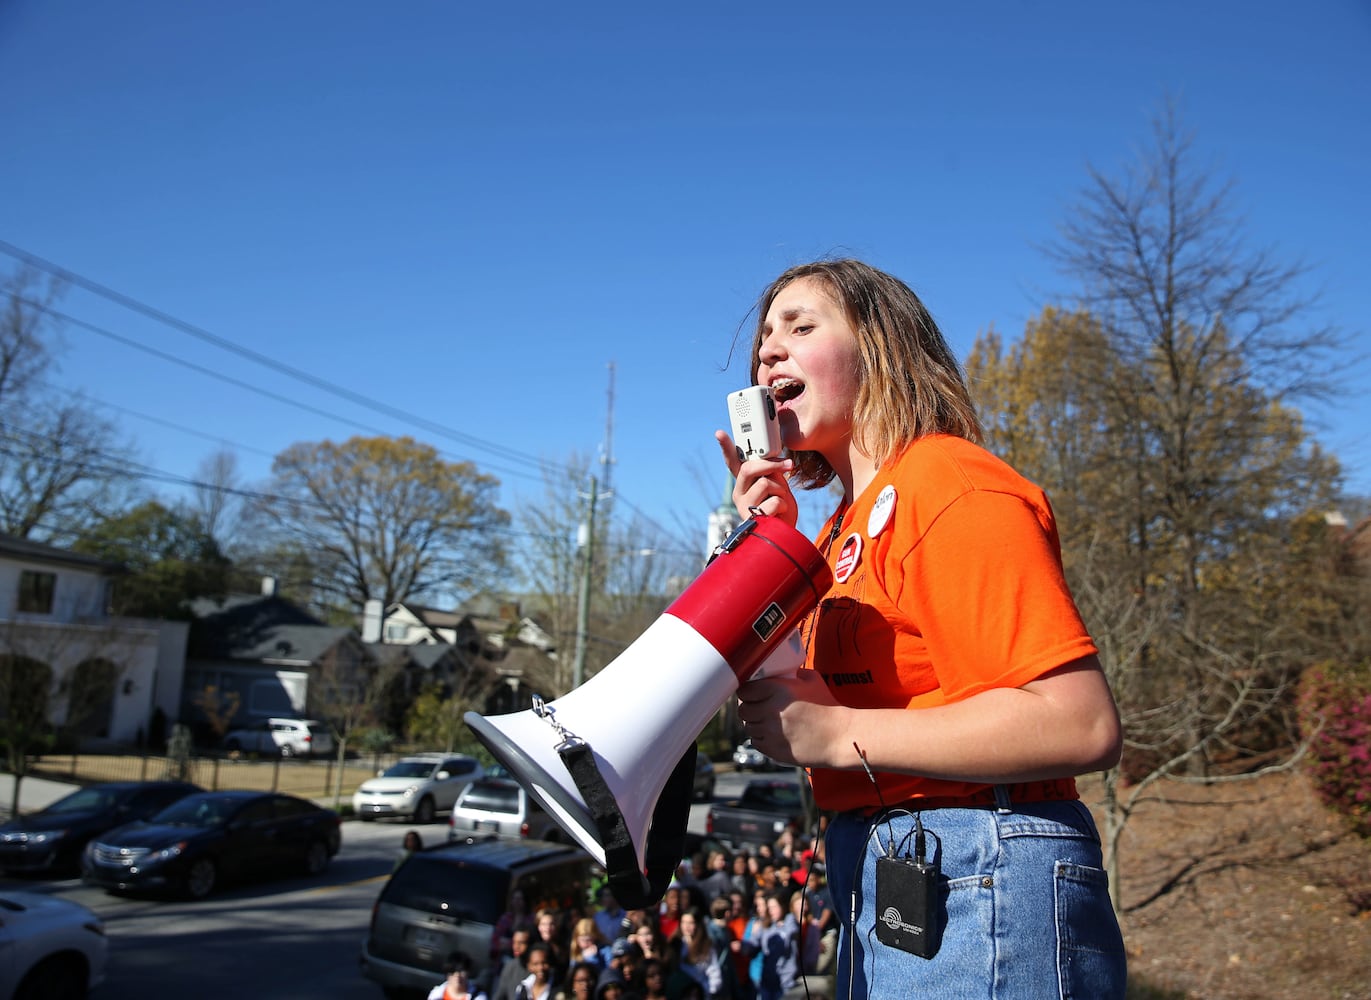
0, 240, 562, 476
20, 296, 542, 486
2, 241, 707, 553
0, 425, 702, 556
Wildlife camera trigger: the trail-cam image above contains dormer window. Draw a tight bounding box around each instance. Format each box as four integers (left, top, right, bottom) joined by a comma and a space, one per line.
17, 569, 56, 614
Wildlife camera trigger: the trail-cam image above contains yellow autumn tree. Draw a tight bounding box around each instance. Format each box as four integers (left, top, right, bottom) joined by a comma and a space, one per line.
260, 435, 510, 612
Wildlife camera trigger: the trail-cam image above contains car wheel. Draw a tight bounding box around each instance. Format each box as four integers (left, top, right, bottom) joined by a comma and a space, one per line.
13, 954, 87, 1000
184, 858, 217, 900
413, 796, 436, 825
279, 743, 296, 758
303, 839, 330, 875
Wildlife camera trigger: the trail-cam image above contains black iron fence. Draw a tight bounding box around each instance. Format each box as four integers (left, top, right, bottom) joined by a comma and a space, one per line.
18, 749, 401, 802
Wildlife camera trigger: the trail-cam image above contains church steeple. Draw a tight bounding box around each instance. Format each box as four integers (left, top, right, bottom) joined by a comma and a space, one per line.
706, 472, 739, 556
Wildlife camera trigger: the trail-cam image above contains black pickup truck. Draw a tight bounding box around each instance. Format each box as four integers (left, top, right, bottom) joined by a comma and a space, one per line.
705, 777, 809, 850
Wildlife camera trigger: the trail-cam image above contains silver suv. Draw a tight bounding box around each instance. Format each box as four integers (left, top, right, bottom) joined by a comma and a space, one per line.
352, 754, 484, 825
359, 838, 597, 992
447, 777, 564, 842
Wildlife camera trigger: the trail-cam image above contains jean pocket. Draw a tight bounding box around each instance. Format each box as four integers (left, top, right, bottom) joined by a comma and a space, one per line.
1055, 860, 1127, 999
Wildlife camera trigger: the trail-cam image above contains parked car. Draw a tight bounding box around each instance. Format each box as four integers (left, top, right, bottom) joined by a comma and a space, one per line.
694, 754, 716, 800
0, 889, 107, 1000
81, 790, 341, 900
732, 738, 777, 772
360, 837, 597, 993
706, 778, 807, 850
447, 777, 562, 842
352, 753, 484, 824
0, 780, 202, 877
223, 718, 334, 758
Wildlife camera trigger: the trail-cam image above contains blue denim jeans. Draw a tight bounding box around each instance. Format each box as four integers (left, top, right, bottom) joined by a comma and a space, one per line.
824, 799, 1126, 999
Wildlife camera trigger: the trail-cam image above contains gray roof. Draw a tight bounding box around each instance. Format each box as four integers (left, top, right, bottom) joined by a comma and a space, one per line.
0, 533, 123, 574
187, 593, 354, 663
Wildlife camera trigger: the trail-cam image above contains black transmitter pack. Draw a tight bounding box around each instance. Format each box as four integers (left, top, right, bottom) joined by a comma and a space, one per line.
874, 854, 942, 959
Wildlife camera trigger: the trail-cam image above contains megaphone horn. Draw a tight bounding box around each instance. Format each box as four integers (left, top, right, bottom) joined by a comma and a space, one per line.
464, 514, 832, 907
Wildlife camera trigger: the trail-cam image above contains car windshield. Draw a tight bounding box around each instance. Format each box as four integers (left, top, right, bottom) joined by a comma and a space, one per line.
381, 761, 438, 779
151, 795, 237, 828
46, 787, 121, 814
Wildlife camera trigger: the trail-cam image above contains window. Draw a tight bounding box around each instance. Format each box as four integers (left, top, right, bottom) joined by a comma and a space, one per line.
17, 570, 56, 614
385, 623, 408, 641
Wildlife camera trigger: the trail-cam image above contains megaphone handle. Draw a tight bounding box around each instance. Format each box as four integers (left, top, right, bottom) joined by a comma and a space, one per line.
558, 739, 697, 910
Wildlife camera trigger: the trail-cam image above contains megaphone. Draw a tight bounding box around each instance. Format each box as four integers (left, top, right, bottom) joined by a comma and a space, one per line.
464, 514, 831, 906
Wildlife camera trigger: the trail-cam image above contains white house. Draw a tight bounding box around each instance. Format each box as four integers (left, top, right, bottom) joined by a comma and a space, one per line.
0, 534, 188, 746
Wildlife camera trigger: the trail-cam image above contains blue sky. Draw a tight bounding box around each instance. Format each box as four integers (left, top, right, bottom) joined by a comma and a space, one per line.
2, 1, 1368, 568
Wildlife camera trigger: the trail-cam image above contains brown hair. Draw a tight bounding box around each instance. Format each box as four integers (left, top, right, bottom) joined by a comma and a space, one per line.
748, 258, 982, 489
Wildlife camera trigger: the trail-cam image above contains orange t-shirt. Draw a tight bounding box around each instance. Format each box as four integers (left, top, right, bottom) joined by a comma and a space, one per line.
805, 435, 1094, 812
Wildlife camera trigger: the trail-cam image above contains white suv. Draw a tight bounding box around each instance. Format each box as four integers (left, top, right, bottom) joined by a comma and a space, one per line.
223, 718, 335, 758
352, 753, 484, 825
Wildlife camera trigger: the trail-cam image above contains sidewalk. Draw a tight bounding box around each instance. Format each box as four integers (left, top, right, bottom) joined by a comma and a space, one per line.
0, 772, 81, 821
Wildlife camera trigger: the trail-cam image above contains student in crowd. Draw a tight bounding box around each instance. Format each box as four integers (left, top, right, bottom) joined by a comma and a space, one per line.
428, 953, 484, 1000
515, 943, 556, 1000
492, 890, 536, 966
395, 829, 423, 872
592, 966, 629, 1000
657, 884, 684, 941
592, 886, 627, 945
491, 929, 533, 1000
638, 959, 669, 1000
568, 917, 610, 973
748, 894, 798, 1000
672, 907, 726, 999
555, 961, 600, 1000
626, 915, 664, 964
533, 908, 567, 973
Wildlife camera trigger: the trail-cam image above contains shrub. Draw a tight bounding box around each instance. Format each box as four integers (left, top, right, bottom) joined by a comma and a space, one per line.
1296, 661, 1371, 836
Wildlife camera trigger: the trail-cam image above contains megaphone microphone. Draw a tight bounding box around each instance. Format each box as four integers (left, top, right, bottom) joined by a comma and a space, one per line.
464, 514, 831, 907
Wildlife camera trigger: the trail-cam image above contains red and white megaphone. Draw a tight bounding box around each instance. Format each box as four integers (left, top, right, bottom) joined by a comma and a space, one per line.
464, 514, 831, 906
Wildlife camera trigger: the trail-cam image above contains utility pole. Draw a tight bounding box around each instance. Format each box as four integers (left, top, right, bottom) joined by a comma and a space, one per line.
572, 364, 616, 690
572, 475, 599, 690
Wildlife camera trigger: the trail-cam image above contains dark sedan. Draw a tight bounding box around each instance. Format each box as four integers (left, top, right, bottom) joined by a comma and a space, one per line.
81, 790, 341, 900
0, 780, 202, 876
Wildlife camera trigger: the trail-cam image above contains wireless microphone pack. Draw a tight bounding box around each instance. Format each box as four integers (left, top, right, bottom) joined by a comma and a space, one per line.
875, 854, 942, 960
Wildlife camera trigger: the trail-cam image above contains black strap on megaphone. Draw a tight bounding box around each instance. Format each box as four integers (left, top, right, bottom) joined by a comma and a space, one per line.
557, 739, 697, 910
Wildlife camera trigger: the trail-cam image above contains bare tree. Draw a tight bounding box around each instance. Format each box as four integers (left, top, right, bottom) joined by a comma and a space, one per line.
191, 449, 246, 553
309, 644, 401, 808
0, 268, 138, 542
967, 103, 1352, 914
516, 454, 701, 694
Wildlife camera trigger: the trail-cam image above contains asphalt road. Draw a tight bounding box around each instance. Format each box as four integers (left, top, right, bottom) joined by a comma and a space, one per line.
0, 769, 762, 999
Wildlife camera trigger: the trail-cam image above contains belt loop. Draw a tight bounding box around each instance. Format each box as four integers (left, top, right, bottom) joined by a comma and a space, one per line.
993, 784, 1012, 814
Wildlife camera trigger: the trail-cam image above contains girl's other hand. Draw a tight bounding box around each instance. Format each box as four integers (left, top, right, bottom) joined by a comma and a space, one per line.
736, 671, 848, 770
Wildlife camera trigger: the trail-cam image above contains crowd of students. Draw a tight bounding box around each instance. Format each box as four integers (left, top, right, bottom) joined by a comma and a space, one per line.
473, 828, 835, 1000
